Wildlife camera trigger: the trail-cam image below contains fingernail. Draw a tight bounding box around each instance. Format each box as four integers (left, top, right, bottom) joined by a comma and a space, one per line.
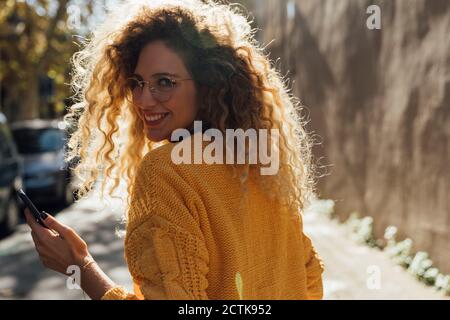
41, 211, 49, 220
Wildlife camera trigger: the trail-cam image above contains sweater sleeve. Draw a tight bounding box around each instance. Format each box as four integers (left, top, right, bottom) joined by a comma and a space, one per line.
101, 150, 210, 300
303, 232, 325, 300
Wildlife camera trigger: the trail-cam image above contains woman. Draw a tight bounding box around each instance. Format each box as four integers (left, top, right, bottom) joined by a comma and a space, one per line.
25, 0, 324, 300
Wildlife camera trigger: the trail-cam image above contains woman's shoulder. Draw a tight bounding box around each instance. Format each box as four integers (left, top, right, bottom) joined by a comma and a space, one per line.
139, 135, 234, 184
139, 139, 198, 181
142, 141, 177, 165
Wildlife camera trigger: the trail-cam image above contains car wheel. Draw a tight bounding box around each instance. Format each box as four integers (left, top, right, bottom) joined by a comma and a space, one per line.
0, 195, 20, 236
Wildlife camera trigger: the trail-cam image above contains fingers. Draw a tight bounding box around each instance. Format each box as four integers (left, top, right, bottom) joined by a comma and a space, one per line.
30, 230, 38, 247
42, 213, 67, 233
25, 209, 57, 238
26, 209, 80, 246
31, 231, 44, 253
24, 208, 40, 231
43, 214, 81, 245
30, 230, 48, 267
30, 228, 63, 272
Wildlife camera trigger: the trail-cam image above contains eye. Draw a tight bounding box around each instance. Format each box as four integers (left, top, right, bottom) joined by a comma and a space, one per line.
156, 77, 174, 89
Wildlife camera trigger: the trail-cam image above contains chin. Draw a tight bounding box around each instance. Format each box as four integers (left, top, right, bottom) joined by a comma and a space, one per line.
145, 128, 169, 142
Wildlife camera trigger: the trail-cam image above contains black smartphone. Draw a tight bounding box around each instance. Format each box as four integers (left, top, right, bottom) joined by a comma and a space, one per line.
18, 189, 50, 229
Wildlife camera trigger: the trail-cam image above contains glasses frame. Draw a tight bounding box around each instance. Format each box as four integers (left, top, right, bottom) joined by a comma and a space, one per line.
127, 75, 193, 103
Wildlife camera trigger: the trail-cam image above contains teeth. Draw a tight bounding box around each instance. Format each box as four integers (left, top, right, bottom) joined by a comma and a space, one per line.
144, 113, 167, 122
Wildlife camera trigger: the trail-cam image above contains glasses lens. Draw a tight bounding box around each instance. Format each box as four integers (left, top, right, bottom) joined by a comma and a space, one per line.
128, 76, 177, 103
152, 77, 175, 102
155, 77, 175, 92
126, 78, 141, 99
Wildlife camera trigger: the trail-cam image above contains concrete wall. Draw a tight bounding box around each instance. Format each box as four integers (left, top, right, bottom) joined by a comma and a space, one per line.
252, 0, 450, 273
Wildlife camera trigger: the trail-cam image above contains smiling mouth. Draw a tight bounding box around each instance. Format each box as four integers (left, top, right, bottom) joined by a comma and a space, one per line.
142, 112, 170, 126
144, 113, 168, 121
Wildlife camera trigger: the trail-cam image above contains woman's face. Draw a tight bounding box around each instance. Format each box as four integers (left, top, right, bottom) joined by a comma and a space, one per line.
131, 40, 199, 142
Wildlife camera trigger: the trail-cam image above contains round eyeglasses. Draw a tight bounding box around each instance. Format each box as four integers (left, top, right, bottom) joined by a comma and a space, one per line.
126, 75, 193, 103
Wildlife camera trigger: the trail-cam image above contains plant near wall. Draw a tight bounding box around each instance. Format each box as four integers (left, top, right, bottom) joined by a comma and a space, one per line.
344, 212, 382, 249
383, 225, 450, 294
384, 226, 413, 268
310, 199, 450, 296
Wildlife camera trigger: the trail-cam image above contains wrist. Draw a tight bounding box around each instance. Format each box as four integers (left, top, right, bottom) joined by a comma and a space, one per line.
74, 252, 94, 268
78, 259, 116, 300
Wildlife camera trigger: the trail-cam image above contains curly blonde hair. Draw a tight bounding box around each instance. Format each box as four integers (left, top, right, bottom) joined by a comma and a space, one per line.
66, 0, 316, 219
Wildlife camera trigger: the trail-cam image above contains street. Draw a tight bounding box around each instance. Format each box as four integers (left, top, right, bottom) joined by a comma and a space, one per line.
0, 188, 133, 299
0, 192, 447, 299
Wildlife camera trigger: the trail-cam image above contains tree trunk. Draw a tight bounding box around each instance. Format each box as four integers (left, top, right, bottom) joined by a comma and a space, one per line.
19, 67, 40, 120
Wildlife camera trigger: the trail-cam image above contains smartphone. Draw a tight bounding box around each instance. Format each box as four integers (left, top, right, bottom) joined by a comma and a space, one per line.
18, 189, 50, 229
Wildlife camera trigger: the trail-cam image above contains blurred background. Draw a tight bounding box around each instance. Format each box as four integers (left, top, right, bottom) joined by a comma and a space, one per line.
0, 0, 449, 299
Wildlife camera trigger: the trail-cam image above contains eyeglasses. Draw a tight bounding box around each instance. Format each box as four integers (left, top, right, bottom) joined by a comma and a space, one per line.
126, 75, 193, 103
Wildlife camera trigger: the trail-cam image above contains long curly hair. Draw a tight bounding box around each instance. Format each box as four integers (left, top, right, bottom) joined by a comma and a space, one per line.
66, 0, 316, 220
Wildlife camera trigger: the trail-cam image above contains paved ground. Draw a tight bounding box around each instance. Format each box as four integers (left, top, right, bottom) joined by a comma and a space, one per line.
303, 210, 448, 299
0, 192, 447, 300
0, 189, 133, 300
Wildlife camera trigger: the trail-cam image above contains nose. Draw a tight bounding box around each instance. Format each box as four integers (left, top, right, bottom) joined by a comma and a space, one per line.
135, 86, 158, 111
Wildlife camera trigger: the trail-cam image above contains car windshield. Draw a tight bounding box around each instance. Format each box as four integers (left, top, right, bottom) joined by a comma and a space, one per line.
12, 128, 66, 154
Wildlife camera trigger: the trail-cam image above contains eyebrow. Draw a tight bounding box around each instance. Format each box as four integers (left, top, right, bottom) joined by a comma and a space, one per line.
132, 72, 181, 79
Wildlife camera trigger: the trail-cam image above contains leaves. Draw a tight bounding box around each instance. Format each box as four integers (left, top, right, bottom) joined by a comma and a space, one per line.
0, 0, 99, 120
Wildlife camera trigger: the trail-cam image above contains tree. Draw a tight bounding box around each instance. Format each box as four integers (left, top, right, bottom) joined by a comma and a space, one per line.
0, 0, 97, 121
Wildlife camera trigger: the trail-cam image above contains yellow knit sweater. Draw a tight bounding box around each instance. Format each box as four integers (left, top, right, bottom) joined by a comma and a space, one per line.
100, 139, 324, 300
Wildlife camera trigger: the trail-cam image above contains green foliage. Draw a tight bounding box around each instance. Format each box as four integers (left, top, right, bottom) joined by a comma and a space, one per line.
385, 238, 413, 268
0, 0, 96, 120
407, 252, 433, 283
310, 199, 450, 296
345, 213, 381, 248
435, 274, 450, 295
382, 227, 449, 293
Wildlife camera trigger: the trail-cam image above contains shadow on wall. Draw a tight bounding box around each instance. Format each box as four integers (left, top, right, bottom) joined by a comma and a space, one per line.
252, 0, 450, 273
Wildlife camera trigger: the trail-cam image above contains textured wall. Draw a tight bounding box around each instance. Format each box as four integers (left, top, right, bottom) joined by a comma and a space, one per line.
253, 0, 450, 273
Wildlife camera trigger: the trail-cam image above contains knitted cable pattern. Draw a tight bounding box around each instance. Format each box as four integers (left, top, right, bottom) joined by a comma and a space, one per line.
101, 142, 325, 300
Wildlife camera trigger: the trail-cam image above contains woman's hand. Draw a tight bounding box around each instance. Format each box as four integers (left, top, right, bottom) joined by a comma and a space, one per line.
24, 208, 93, 275
24, 208, 118, 299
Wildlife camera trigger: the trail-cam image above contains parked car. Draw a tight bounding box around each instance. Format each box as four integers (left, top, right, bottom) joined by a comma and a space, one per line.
11, 119, 74, 206
0, 112, 23, 236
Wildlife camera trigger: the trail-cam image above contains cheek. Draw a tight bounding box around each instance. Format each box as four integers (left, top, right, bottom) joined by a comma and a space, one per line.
168, 87, 198, 124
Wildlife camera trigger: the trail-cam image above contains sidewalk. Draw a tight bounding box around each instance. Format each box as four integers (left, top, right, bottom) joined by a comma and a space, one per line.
0, 192, 447, 299
0, 191, 133, 299
303, 210, 448, 299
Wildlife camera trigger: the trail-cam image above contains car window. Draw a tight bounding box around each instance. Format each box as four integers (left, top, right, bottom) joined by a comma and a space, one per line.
12, 128, 66, 154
